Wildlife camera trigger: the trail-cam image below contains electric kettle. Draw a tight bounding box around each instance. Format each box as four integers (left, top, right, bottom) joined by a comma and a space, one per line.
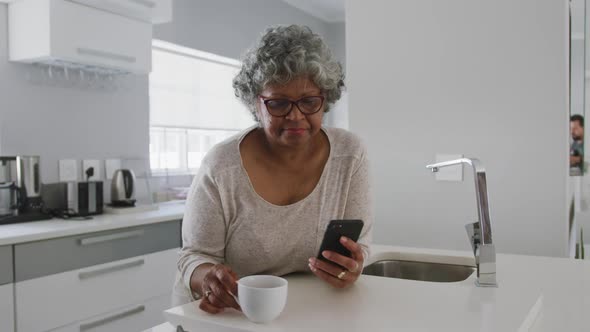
111, 169, 136, 207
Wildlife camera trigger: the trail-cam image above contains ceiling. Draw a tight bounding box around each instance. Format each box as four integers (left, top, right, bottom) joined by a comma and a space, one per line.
281, 0, 345, 23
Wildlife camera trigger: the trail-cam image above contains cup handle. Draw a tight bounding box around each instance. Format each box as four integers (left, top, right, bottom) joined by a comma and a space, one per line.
231, 293, 240, 306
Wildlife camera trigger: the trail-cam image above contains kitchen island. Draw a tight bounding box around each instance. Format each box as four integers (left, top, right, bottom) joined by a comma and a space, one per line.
149, 245, 590, 332
1, 203, 587, 332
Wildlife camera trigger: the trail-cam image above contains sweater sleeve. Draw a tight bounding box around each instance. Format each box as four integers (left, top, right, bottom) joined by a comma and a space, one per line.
177, 165, 226, 296
342, 144, 373, 264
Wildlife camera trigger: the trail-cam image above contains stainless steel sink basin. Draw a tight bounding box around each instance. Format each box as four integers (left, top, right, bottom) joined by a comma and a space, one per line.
362, 260, 475, 282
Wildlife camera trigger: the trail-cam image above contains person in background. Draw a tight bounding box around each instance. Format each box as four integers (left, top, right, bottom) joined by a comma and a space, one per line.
173, 24, 373, 313
571, 114, 584, 171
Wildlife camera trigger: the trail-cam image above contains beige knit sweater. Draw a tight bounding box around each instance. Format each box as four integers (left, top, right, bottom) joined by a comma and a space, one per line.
173, 126, 373, 305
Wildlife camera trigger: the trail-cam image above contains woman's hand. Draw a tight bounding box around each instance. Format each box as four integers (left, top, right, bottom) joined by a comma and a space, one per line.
308, 236, 364, 288
198, 264, 241, 314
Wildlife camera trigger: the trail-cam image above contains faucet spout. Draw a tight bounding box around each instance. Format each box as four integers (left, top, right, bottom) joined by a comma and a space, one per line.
426, 158, 498, 287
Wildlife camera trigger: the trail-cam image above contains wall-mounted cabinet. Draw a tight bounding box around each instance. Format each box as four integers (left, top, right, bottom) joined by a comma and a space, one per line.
9, 0, 153, 74
69, 0, 172, 24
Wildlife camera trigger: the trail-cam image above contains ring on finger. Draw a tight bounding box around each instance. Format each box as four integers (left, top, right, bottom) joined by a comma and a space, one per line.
337, 270, 347, 280
204, 290, 212, 298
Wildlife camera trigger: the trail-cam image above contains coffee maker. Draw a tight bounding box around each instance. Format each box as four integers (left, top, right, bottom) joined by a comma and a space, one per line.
0, 157, 19, 218
0, 156, 52, 224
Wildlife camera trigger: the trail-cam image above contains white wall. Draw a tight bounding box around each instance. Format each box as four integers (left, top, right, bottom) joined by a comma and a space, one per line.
324, 21, 348, 129
0, 1, 346, 188
347, 0, 570, 257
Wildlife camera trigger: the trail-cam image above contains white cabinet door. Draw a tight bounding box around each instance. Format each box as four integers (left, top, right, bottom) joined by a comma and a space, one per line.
9, 0, 152, 74
51, 0, 152, 73
0, 284, 14, 332
51, 293, 172, 332
68, 0, 172, 23
16, 249, 178, 332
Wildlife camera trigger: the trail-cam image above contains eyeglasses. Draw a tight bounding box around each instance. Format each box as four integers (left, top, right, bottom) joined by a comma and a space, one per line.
259, 95, 325, 117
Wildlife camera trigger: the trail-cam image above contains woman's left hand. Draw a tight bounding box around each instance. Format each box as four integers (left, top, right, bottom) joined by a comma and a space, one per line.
308, 236, 364, 288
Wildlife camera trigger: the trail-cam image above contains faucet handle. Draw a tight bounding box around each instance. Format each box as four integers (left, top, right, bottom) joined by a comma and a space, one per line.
476, 244, 498, 287
465, 221, 480, 255
466, 221, 498, 287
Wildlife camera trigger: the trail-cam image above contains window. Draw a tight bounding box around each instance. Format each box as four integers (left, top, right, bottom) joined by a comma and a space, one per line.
149, 40, 255, 175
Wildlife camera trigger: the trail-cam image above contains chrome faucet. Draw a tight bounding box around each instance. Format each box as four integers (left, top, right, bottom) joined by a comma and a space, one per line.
426, 158, 498, 287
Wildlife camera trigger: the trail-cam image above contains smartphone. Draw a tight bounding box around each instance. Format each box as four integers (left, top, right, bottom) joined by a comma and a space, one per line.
317, 219, 364, 264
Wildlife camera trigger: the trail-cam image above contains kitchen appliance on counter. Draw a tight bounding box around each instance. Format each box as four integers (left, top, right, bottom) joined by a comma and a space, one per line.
42, 181, 103, 217
0, 157, 19, 218
110, 169, 136, 207
0, 155, 52, 224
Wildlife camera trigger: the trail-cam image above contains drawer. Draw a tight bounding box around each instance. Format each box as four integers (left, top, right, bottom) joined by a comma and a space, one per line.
0, 284, 14, 332
15, 220, 180, 282
16, 248, 177, 332
0, 245, 13, 285
52, 293, 172, 332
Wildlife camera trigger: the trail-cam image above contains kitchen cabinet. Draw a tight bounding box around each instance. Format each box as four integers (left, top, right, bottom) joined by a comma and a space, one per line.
0, 284, 14, 332
9, 0, 152, 74
14, 221, 180, 332
50, 293, 171, 332
0, 245, 14, 332
0, 245, 13, 286
69, 0, 172, 24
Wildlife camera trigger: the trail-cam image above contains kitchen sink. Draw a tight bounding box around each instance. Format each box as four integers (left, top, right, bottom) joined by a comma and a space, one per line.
362, 259, 476, 282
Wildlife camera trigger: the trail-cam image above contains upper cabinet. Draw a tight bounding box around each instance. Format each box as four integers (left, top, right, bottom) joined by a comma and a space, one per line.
7, 0, 172, 74
68, 0, 172, 24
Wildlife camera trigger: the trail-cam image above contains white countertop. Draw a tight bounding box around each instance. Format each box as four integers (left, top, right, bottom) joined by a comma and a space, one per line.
0, 201, 185, 245
153, 245, 590, 332
3, 203, 588, 331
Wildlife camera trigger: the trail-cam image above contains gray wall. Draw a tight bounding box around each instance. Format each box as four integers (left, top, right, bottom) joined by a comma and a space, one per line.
571, 0, 585, 117
0, 0, 345, 188
154, 0, 341, 61
347, 0, 570, 257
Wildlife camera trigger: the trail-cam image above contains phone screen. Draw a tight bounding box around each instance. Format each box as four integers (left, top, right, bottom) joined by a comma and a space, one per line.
317, 219, 364, 264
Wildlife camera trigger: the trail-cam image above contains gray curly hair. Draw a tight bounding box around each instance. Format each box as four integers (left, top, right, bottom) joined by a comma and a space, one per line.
233, 24, 345, 120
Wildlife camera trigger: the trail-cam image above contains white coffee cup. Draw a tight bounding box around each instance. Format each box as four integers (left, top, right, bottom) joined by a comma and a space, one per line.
236, 275, 288, 323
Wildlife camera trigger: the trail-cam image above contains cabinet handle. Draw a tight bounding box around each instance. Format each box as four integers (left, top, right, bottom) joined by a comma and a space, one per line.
76, 47, 137, 63
79, 229, 144, 246
78, 259, 145, 280
126, 0, 156, 8
79, 305, 145, 331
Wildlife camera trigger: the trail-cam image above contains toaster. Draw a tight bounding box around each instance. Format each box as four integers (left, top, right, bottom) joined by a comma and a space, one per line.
42, 181, 103, 216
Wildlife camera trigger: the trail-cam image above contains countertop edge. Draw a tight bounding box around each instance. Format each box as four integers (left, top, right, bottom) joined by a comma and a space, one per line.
0, 203, 185, 246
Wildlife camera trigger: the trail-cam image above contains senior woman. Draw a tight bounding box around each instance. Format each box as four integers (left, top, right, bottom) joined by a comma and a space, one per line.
173, 24, 373, 313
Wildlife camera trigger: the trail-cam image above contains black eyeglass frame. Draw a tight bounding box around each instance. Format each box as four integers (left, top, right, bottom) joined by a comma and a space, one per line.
259, 95, 325, 117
